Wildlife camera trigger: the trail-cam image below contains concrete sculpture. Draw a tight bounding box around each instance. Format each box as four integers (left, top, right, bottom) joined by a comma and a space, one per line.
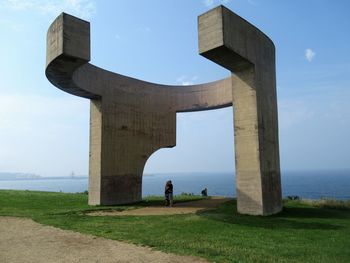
46, 6, 282, 215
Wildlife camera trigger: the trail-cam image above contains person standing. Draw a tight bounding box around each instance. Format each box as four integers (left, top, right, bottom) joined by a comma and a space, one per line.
201, 187, 208, 197
164, 180, 173, 207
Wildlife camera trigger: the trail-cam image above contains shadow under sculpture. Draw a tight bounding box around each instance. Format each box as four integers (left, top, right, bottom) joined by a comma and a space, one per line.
45, 6, 282, 215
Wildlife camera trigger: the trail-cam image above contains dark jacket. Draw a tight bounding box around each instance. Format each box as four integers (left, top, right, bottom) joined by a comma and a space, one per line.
165, 183, 173, 194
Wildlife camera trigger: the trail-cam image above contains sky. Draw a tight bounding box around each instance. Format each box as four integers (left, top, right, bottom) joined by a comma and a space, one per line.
0, 0, 349, 177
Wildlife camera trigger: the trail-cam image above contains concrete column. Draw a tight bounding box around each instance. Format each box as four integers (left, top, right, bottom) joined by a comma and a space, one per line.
88, 99, 102, 205
199, 6, 282, 215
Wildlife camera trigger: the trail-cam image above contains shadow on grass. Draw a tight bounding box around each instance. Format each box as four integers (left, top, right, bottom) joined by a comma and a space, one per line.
80, 196, 205, 208
197, 200, 346, 230
48, 196, 205, 216
279, 206, 350, 220
50, 207, 127, 216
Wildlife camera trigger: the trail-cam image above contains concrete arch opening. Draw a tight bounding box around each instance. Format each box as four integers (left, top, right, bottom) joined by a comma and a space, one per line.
143, 107, 235, 197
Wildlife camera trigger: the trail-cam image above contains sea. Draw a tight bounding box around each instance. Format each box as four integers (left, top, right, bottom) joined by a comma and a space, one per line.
0, 170, 349, 200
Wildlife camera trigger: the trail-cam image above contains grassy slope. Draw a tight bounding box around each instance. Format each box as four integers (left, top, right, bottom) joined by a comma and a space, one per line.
0, 190, 350, 263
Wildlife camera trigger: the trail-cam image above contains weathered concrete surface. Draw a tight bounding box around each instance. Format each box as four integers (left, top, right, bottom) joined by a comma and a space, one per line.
45, 6, 282, 215
199, 6, 282, 215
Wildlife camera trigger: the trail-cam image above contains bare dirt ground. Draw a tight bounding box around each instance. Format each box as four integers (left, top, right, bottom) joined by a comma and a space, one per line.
0, 216, 208, 263
88, 197, 232, 216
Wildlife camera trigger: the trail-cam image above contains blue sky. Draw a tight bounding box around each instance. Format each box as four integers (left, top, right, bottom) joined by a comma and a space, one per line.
0, 0, 349, 177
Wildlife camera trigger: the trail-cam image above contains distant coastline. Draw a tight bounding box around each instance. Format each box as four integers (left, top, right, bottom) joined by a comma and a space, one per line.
1, 170, 349, 200
0, 172, 87, 181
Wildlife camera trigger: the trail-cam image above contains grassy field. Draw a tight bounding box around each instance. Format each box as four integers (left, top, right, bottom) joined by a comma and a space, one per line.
0, 190, 350, 263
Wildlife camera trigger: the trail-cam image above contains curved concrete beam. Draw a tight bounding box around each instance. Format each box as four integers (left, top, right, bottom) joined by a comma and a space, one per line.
46, 13, 98, 99
46, 13, 233, 112
46, 6, 282, 215
72, 64, 233, 112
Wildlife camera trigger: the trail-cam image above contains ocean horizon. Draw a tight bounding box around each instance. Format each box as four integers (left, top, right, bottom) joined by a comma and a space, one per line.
0, 170, 349, 200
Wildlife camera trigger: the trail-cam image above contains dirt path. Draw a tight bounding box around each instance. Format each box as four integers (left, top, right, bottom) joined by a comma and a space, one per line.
88, 197, 232, 216
0, 217, 208, 263
0, 198, 230, 262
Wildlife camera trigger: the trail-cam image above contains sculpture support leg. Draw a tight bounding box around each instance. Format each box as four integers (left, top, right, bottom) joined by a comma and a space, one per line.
233, 69, 264, 215
88, 99, 102, 205
88, 99, 143, 205
198, 6, 282, 215
233, 68, 282, 215
88, 97, 176, 206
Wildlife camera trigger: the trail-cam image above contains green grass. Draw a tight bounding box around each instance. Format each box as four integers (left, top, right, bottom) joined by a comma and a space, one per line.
1, 190, 350, 263
301, 198, 350, 210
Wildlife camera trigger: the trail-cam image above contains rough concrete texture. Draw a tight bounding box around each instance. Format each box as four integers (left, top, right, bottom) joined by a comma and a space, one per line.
199, 6, 282, 215
45, 6, 282, 215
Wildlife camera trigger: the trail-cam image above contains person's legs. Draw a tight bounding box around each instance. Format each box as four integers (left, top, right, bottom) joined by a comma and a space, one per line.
169, 193, 173, 207
165, 193, 169, 206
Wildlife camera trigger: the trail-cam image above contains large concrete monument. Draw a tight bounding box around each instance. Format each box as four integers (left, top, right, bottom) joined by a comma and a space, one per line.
46, 6, 282, 215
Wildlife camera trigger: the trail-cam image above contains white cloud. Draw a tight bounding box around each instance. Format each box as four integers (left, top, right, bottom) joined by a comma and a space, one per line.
4, 0, 96, 19
278, 99, 315, 129
0, 94, 88, 128
247, 0, 258, 6
203, 0, 230, 7
176, 75, 198, 86
137, 26, 151, 33
0, 94, 89, 176
203, 0, 214, 7
0, 18, 24, 31
305, 48, 316, 62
